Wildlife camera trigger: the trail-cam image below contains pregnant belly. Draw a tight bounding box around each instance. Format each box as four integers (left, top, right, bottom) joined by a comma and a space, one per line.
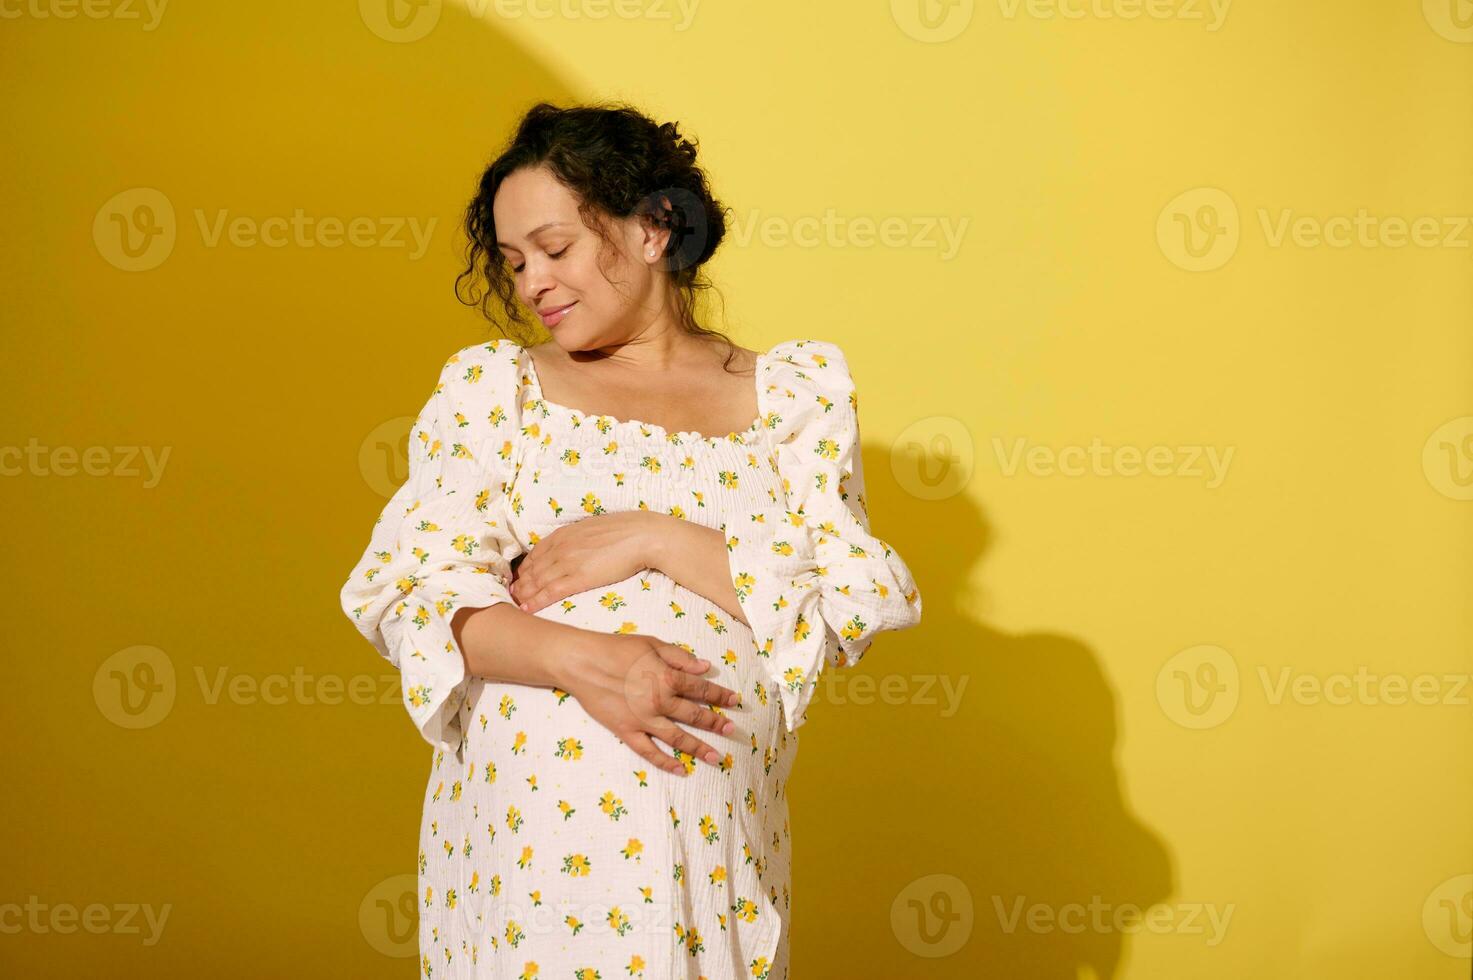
459, 569, 781, 790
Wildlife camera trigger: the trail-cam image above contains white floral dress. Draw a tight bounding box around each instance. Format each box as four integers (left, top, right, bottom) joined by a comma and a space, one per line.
339, 337, 923, 979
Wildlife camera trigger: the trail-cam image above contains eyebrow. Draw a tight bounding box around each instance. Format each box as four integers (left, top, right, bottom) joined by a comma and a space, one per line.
496, 221, 573, 250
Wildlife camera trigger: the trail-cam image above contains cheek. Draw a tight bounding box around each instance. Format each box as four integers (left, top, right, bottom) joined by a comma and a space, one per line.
572, 250, 647, 304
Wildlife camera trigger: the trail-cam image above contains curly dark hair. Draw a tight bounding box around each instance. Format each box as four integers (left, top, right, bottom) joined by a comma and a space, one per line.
456, 100, 740, 363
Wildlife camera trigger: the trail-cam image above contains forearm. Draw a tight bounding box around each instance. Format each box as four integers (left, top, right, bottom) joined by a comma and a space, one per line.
646, 517, 750, 626
451, 603, 592, 690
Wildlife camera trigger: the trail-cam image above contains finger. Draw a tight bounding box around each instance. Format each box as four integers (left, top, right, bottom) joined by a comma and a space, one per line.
669, 671, 742, 709
521, 572, 580, 613
625, 730, 687, 776
653, 721, 722, 767
657, 642, 714, 673
667, 694, 736, 737
509, 548, 550, 600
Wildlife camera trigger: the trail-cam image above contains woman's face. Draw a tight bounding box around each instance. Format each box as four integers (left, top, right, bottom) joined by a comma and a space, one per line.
493, 164, 665, 350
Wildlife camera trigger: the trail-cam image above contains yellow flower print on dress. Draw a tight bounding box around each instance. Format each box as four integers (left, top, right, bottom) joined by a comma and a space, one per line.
675, 922, 706, 956
730, 896, 761, 924
338, 337, 922, 975
599, 791, 628, 821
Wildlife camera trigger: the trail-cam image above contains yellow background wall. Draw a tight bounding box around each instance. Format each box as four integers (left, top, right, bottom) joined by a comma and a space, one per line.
2, 0, 1469, 976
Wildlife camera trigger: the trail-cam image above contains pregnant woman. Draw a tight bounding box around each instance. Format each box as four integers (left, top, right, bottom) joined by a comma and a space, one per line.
339, 102, 923, 980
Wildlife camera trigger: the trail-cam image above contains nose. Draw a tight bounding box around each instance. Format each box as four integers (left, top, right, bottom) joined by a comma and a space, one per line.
519, 256, 555, 306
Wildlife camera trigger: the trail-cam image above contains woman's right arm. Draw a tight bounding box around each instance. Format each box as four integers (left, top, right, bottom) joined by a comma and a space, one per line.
340, 341, 741, 771
451, 602, 585, 689
454, 602, 743, 773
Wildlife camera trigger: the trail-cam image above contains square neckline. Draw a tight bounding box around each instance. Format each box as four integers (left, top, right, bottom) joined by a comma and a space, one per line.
517, 340, 773, 447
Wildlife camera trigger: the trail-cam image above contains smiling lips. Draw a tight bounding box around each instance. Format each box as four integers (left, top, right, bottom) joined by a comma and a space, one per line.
538, 301, 576, 326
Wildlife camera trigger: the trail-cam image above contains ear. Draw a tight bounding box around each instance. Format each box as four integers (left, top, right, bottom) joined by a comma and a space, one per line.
640, 203, 672, 261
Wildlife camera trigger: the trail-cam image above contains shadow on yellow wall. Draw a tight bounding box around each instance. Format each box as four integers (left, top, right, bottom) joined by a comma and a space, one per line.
786, 445, 1172, 978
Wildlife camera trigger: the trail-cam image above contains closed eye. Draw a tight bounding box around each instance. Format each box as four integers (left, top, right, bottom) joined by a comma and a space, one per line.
511, 246, 569, 274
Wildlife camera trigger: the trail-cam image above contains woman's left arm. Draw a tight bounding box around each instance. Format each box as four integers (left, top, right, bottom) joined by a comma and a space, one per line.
508, 339, 924, 729
508, 510, 738, 616
716, 340, 924, 730
643, 516, 749, 623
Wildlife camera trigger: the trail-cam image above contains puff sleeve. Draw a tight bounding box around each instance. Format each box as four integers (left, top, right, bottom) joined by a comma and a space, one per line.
338, 341, 525, 756
723, 339, 923, 732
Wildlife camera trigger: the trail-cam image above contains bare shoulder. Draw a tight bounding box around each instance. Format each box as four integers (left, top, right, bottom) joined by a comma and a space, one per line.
525, 339, 562, 362
524, 339, 570, 379
720, 342, 762, 374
